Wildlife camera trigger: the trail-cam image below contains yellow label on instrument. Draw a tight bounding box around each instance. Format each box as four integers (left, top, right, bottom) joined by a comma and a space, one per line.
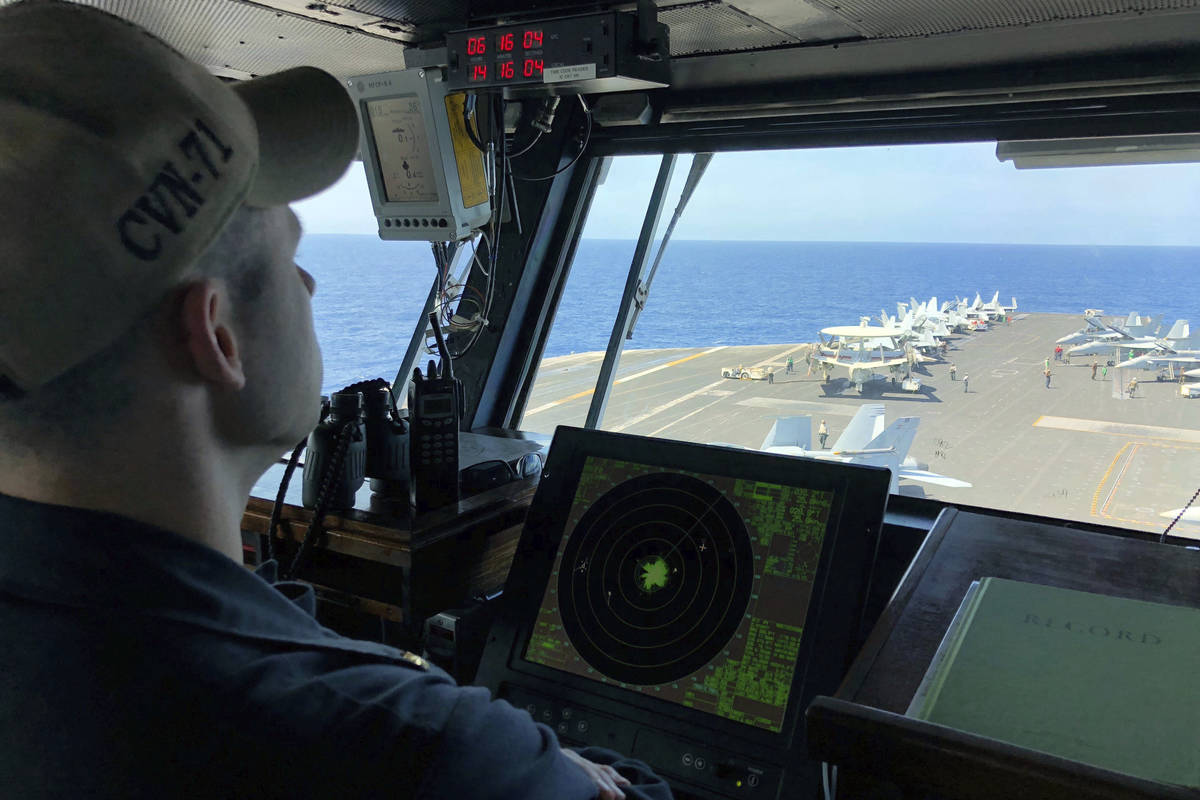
444, 92, 489, 209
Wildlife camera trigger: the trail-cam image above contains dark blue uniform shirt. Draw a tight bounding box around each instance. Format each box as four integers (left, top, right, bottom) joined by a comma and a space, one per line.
0, 491, 672, 799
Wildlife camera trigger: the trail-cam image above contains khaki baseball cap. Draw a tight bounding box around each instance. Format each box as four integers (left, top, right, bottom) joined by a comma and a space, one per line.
0, 1, 359, 393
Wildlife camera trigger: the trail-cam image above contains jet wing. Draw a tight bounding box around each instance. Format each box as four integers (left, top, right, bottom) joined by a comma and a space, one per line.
897, 467, 973, 488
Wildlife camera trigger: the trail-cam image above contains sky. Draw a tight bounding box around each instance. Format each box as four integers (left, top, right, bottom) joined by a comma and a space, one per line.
295, 141, 1200, 246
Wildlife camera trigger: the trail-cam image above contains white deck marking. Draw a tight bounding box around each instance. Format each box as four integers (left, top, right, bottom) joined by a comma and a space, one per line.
736, 397, 864, 417
1034, 415, 1200, 444
647, 394, 730, 437
609, 345, 808, 432
523, 346, 727, 416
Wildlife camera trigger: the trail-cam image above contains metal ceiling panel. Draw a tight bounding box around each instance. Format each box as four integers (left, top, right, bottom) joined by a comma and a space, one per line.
0, 0, 410, 77
660, 1, 801, 55
803, 0, 1200, 39
325, 0, 467, 24
734, 0, 864, 40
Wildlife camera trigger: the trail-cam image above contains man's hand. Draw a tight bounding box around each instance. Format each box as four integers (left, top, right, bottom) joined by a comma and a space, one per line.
561, 747, 633, 800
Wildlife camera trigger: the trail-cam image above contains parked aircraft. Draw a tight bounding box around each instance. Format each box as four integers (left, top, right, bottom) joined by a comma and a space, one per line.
1120, 334, 1200, 373
878, 308, 945, 353
1069, 319, 1192, 360
981, 291, 1018, 319
758, 405, 972, 494
1056, 311, 1162, 346
916, 297, 968, 333
812, 321, 923, 392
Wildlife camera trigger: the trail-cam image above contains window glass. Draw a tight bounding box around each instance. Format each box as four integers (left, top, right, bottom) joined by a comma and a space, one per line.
294, 166, 437, 397
522, 155, 665, 431
525, 144, 1200, 538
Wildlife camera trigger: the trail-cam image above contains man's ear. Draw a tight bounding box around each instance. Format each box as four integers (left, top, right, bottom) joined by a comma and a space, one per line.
180, 281, 246, 390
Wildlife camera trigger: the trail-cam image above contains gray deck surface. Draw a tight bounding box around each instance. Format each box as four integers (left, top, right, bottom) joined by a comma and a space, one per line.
523, 313, 1200, 540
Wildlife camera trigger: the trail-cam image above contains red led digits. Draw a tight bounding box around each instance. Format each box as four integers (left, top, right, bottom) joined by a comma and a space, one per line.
499, 32, 514, 52
523, 29, 543, 48
471, 64, 488, 81
466, 36, 486, 55
499, 61, 514, 79
522, 58, 543, 77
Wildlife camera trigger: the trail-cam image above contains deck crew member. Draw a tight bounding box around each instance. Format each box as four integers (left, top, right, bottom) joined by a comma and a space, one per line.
0, 4, 669, 798
818, 419, 829, 448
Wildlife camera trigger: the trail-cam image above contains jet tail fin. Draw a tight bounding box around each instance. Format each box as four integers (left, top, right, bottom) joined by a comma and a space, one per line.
863, 416, 919, 459
1166, 319, 1190, 341
830, 404, 884, 451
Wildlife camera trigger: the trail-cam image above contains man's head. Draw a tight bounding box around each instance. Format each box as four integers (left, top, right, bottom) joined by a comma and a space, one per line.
0, 1, 356, 453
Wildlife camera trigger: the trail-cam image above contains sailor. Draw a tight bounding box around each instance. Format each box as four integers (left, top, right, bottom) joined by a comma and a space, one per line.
949, 362, 957, 380
0, 4, 667, 799
963, 374, 970, 392
818, 420, 829, 448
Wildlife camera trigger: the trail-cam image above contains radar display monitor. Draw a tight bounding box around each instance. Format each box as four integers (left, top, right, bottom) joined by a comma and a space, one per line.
475, 427, 890, 798
526, 459, 831, 733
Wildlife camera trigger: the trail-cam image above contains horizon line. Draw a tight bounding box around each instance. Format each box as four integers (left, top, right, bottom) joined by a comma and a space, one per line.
299, 233, 1200, 248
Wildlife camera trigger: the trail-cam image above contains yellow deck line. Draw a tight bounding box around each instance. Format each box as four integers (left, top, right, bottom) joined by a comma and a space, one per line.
611, 345, 809, 433
1090, 442, 1130, 518
1090, 440, 1200, 535
523, 346, 726, 417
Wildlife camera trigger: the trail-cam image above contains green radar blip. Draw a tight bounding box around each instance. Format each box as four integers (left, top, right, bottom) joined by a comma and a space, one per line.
638, 555, 670, 593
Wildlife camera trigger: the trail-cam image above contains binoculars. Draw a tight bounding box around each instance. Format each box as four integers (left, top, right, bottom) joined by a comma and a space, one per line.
302, 386, 409, 512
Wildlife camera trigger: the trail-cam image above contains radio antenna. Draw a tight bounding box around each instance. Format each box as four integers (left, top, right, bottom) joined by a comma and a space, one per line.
429, 311, 453, 380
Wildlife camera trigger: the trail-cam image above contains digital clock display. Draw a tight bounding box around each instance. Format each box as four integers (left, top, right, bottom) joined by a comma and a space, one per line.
463, 27, 546, 84
447, 13, 661, 93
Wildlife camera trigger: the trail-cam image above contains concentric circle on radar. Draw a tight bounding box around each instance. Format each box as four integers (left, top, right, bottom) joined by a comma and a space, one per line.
558, 471, 754, 685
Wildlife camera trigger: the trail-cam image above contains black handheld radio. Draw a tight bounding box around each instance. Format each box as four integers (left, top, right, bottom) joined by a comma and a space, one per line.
409, 313, 462, 513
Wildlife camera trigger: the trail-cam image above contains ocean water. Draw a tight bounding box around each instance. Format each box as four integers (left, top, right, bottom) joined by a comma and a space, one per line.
298, 235, 1200, 396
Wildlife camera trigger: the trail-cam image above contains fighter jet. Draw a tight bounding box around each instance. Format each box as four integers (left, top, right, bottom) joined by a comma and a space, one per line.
916, 297, 968, 333
1056, 311, 1162, 346
1069, 319, 1191, 361
1118, 322, 1200, 373
981, 291, 1018, 319
878, 307, 944, 354
758, 405, 971, 494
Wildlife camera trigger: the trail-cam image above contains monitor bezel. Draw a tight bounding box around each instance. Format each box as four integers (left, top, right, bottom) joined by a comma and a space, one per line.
487, 425, 890, 755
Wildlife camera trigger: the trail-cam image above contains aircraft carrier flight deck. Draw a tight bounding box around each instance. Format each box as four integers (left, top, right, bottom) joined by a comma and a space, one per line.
524, 312, 1200, 540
